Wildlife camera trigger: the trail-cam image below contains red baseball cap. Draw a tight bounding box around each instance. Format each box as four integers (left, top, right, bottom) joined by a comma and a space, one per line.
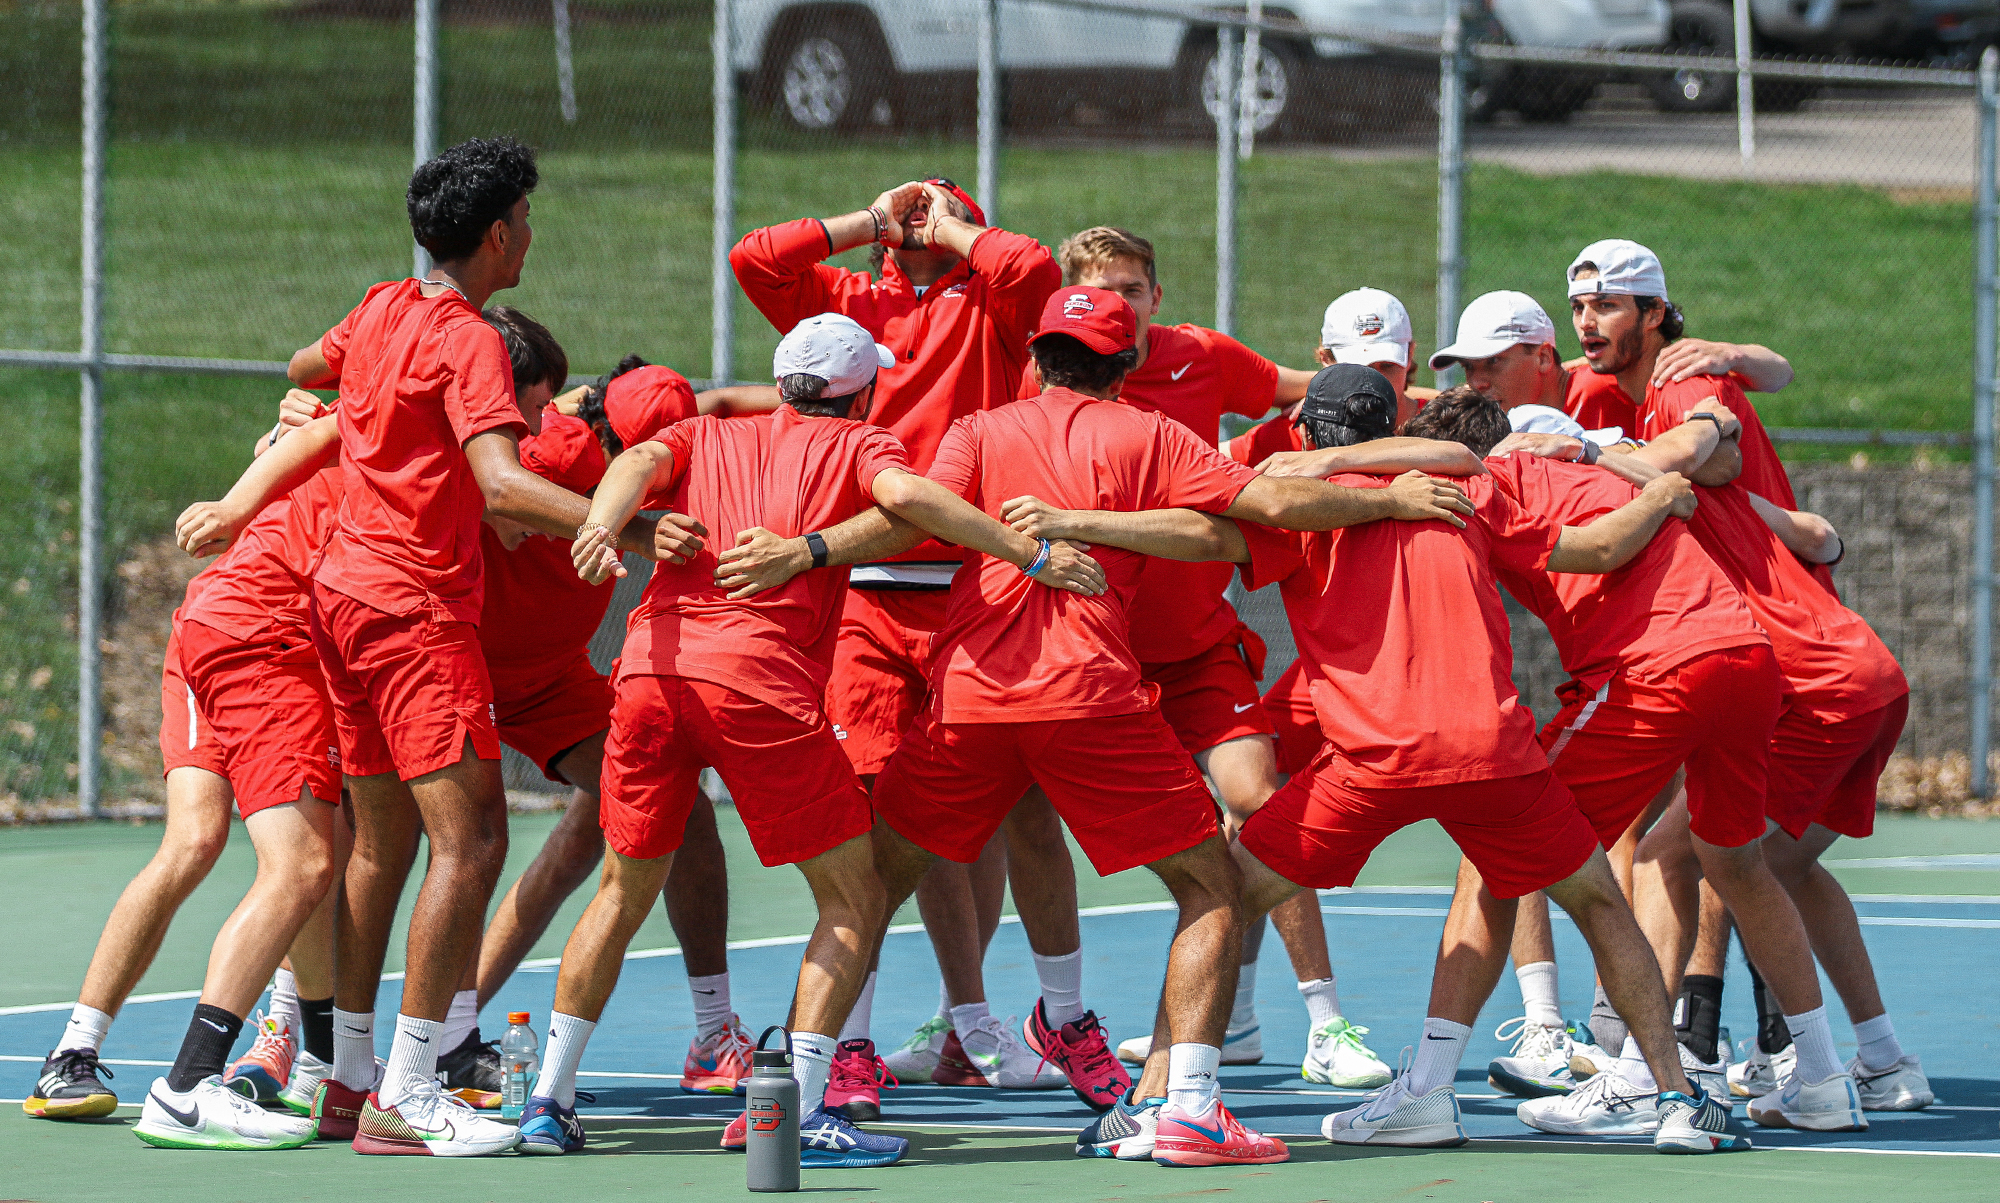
603, 364, 699, 448
925, 178, 986, 227
1028, 286, 1137, 355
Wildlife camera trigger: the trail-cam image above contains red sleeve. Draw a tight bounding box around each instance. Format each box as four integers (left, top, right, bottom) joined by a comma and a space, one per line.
966, 228, 1061, 348
316, 282, 390, 382
926, 417, 981, 501
1151, 418, 1259, 512
1478, 479, 1562, 576
729, 219, 857, 334
1203, 330, 1282, 418
1224, 413, 1300, 466
1235, 520, 1306, 591
851, 427, 913, 494
642, 420, 696, 504
442, 320, 528, 445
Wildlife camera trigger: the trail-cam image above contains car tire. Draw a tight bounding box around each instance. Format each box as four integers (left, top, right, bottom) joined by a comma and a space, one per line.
1651, 1, 1736, 113
765, 15, 893, 133
1185, 36, 1309, 141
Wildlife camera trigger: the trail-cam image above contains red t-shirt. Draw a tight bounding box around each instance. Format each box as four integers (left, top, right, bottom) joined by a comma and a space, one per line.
182, 466, 346, 644
924, 389, 1259, 723
730, 220, 1060, 563
313, 279, 529, 622
618, 408, 911, 721
1563, 368, 1641, 436
1685, 482, 1907, 721
1484, 454, 1767, 691
1013, 324, 1277, 665
1239, 474, 1560, 788
1223, 410, 1304, 467
1636, 373, 1795, 509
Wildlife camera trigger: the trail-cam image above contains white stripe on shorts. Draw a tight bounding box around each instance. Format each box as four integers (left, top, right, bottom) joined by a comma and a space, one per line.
186, 685, 198, 751
1544, 679, 1612, 764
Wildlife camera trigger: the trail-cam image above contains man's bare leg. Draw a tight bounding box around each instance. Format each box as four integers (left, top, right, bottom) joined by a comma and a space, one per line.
1632, 800, 1703, 999
666, 791, 732, 979
476, 733, 608, 1006
549, 850, 676, 1023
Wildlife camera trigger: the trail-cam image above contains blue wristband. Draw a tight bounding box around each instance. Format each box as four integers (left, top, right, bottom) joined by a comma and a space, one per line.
1022, 538, 1051, 577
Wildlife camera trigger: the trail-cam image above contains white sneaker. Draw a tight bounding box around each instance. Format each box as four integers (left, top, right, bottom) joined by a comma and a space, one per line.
1567, 1032, 1615, 1081
277, 1051, 330, 1117
1117, 1021, 1262, 1067
1679, 1042, 1729, 1104
1848, 1054, 1933, 1111
883, 1015, 952, 1079
354, 1076, 521, 1156
1303, 1018, 1392, 1088
1518, 1067, 1660, 1136
1487, 1017, 1574, 1098
134, 1075, 316, 1150
1322, 1078, 1466, 1147
1746, 1070, 1868, 1132
1728, 1045, 1793, 1098
957, 1015, 1067, 1089
1654, 1089, 1752, 1153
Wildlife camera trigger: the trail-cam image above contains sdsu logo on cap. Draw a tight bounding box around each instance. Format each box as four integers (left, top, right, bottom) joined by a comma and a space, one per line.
1354, 313, 1385, 337
1062, 292, 1096, 317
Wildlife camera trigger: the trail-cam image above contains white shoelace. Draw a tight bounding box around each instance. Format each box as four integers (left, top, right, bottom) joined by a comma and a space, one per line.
1493, 1016, 1566, 1061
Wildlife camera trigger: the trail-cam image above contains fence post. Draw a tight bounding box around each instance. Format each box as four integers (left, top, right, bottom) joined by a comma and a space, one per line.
711, 0, 737, 386
414, 0, 439, 276
1435, 1, 1464, 389
1237, 0, 1261, 162
1215, 26, 1238, 336
553, 0, 578, 124
1733, 0, 1754, 163
77, 0, 107, 818
1973, 46, 1997, 797
977, 0, 999, 225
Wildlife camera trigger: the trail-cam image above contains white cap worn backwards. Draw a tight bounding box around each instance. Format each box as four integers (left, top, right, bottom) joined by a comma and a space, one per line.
1567, 238, 1668, 301
773, 313, 896, 396
1506, 403, 1625, 447
1321, 287, 1413, 368
1429, 290, 1556, 370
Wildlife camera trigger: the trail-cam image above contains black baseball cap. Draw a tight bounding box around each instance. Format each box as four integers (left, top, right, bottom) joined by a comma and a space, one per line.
1297, 364, 1398, 442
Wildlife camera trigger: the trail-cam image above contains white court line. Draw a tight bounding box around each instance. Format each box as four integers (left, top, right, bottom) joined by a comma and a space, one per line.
0, 1054, 169, 1066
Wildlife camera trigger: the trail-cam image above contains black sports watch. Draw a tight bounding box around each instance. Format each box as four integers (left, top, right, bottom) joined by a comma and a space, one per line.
805, 531, 829, 570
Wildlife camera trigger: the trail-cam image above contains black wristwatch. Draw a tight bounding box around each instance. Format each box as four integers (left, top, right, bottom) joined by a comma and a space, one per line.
1685, 412, 1723, 430
805, 531, 829, 570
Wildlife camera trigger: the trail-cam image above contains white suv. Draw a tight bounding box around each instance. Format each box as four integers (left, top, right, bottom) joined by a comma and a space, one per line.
732, 1, 1667, 134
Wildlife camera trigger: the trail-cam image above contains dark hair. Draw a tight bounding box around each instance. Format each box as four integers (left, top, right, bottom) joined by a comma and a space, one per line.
407, 137, 539, 261
869, 173, 974, 276
1637, 295, 1686, 342
1399, 384, 1511, 457
482, 306, 567, 390
1029, 333, 1139, 395
779, 372, 867, 419
579, 353, 648, 457
1299, 415, 1373, 450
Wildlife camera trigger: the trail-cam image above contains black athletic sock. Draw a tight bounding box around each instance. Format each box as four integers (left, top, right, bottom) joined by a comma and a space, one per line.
1746, 958, 1793, 1055
301, 996, 335, 1064
167, 1003, 244, 1093
1674, 974, 1725, 1064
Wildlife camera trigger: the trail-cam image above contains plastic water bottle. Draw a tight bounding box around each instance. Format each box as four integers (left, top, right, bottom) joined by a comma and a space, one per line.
500, 1011, 538, 1120
745, 1026, 800, 1193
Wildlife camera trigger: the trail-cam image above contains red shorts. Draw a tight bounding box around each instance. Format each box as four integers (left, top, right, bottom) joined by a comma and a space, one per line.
1765, 694, 1907, 840
600, 673, 871, 866
1239, 756, 1597, 900
826, 589, 949, 776
1541, 643, 1783, 850
159, 618, 227, 778
309, 584, 501, 781
1261, 658, 1321, 777
1142, 627, 1276, 757
178, 618, 342, 816
493, 655, 613, 783
873, 709, 1219, 877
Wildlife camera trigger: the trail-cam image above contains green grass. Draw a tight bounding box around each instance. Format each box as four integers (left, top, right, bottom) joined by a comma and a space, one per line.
0, 3, 1976, 798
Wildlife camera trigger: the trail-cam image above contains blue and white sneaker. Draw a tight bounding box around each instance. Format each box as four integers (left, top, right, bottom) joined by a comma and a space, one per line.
799, 1106, 908, 1168
517, 1092, 592, 1155
1654, 1089, 1752, 1153
1076, 1094, 1165, 1159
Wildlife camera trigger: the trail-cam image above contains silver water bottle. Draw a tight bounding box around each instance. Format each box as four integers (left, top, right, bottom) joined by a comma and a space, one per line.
745, 1026, 800, 1193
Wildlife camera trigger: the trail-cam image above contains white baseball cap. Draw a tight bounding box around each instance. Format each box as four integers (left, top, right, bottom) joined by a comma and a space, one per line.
1506, 403, 1625, 447
1429, 290, 1556, 370
1567, 239, 1669, 301
1320, 288, 1413, 368
773, 313, 895, 396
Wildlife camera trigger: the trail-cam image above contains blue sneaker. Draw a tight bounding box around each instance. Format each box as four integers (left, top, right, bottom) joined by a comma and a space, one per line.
518, 1092, 592, 1155
798, 1106, 907, 1168
1076, 1094, 1165, 1159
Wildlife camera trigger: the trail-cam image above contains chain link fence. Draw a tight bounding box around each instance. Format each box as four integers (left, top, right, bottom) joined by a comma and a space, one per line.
1, 0, 1995, 814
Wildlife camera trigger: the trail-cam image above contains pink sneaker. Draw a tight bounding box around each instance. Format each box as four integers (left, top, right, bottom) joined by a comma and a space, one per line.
682, 1015, 756, 1095
1151, 1098, 1289, 1166
721, 1109, 746, 1150
824, 1038, 898, 1122
1023, 1002, 1131, 1113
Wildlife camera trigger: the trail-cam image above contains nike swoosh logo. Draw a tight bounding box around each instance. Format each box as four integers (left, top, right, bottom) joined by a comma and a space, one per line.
343, 1026, 370, 1035
693, 989, 717, 995
412, 1035, 429, 1044
1171, 364, 1192, 381
1424, 1034, 1455, 1040
199, 1018, 230, 1033
154, 1091, 201, 1129
1175, 1118, 1229, 1143
1233, 702, 1254, 713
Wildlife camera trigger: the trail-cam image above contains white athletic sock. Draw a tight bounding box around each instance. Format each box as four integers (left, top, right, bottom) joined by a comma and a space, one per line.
379, 1014, 443, 1109
1166, 1042, 1222, 1113
791, 1031, 837, 1115
1033, 951, 1085, 1026
1786, 1006, 1842, 1083
688, 973, 732, 1040
839, 972, 877, 1042
1298, 978, 1341, 1027
1515, 961, 1563, 1030
332, 1008, 375, 1092
1406, 1018, 1470, 1095
950, 1001, 991, 1038
532, 1012, 595, 1108
439, 989, 478, 1053
1229, 961, 1258, 1031
1853, 1013, 1904, 1072
270, 969, 302, 1056
1617, 1035, 1657, 1091
937, 980, 953, 1021
59, 1004, 113, 1055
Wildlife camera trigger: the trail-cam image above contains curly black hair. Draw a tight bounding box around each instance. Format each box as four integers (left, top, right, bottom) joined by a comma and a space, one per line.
407, 137, 539, 262
579, 353, 649, 458
1029, 333, 1139, 395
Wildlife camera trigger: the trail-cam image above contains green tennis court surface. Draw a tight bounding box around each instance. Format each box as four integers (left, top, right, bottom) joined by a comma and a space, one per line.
4, 810, 1998, 1202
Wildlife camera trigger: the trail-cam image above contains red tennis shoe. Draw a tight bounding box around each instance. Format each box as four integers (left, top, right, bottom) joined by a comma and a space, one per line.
1022, 1002, 1131, 1113
1151, 1098, 1289, 1166
824, 1038, 898, 1122
721, 1109, 747, 1151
